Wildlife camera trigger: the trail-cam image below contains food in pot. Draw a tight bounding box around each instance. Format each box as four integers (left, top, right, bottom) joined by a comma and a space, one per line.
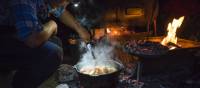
80, 66, 117, 76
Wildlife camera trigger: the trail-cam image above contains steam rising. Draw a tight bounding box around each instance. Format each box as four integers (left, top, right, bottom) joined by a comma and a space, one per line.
77, 42, 118, 69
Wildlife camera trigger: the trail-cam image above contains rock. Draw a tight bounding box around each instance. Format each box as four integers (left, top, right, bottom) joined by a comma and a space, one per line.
56, 84, 69, 88
56, 64, 80, 88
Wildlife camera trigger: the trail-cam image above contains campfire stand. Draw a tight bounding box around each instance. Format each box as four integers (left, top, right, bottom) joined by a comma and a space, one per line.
124, 47, 199, 88
112, 33, 200, 87
135, 61, 144, 88
125, 50, 170, 88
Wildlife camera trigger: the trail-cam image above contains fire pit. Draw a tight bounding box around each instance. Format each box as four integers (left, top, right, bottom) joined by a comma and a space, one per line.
107, 16, 200, 76
120, 16, 200, 58
123, 37, 200, 58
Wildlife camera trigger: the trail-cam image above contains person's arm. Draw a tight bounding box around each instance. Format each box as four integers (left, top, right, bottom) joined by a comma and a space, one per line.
26, 20, 57, 47
58, 10, 91, 43
11, 1, 57, 48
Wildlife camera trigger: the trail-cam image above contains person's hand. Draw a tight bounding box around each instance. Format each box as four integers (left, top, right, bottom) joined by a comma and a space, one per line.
78, 27, 91, 43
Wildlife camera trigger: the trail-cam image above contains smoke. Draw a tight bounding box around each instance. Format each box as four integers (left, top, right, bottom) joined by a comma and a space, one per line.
77, 41, 119, 68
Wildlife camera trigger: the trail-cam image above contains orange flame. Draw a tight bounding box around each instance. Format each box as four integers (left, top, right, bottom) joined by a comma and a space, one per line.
106, 27, 121, 36
106, 28, 111, 34
161, 16, 185, 47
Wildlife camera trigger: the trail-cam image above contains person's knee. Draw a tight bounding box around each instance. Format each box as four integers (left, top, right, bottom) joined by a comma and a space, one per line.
12, 43, 64, 88
49, 45, 63, 65
51, 46, 63, 63
41, 41, 64, 64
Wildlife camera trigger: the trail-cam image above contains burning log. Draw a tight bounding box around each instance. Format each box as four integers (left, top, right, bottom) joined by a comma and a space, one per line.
146, 37, 200, 49
167, 42, 181, 49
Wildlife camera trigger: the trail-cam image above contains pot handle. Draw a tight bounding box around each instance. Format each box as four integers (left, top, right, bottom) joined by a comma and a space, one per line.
72, 65, 78, 71
115, 60, 125, 69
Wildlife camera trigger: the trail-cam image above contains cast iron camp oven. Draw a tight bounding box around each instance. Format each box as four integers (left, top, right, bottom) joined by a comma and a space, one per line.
74, 60, 124, 88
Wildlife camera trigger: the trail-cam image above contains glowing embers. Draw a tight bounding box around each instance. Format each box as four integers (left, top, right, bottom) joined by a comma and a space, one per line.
124, 40, 169, 57
106, 27, 121, 36
161, 16, 185, 50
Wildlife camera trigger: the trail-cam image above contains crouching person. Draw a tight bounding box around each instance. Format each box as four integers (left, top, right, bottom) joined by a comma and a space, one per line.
0, 0, 90, 88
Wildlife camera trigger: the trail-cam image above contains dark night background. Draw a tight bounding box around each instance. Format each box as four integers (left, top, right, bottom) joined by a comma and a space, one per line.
58, 0, 200, 42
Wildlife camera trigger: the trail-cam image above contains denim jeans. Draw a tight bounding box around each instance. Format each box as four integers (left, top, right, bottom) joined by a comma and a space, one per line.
0, 34, 63, 88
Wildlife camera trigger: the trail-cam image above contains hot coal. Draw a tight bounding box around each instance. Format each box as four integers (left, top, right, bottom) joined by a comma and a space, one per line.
124, 40, 169, 57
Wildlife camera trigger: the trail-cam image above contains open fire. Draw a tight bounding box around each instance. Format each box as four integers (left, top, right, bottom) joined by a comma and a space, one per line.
122, 16, 188, 57
105, 27, 123, 36
161, 16, 185, 50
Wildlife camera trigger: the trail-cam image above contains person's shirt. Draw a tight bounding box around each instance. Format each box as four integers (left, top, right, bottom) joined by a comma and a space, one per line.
0, 0, 65, 42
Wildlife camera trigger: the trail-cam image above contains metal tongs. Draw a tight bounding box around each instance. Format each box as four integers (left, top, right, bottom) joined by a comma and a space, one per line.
86, 41, 96, 60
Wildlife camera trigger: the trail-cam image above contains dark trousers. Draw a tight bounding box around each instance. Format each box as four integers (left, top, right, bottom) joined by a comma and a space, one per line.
0, 32, 63, 88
